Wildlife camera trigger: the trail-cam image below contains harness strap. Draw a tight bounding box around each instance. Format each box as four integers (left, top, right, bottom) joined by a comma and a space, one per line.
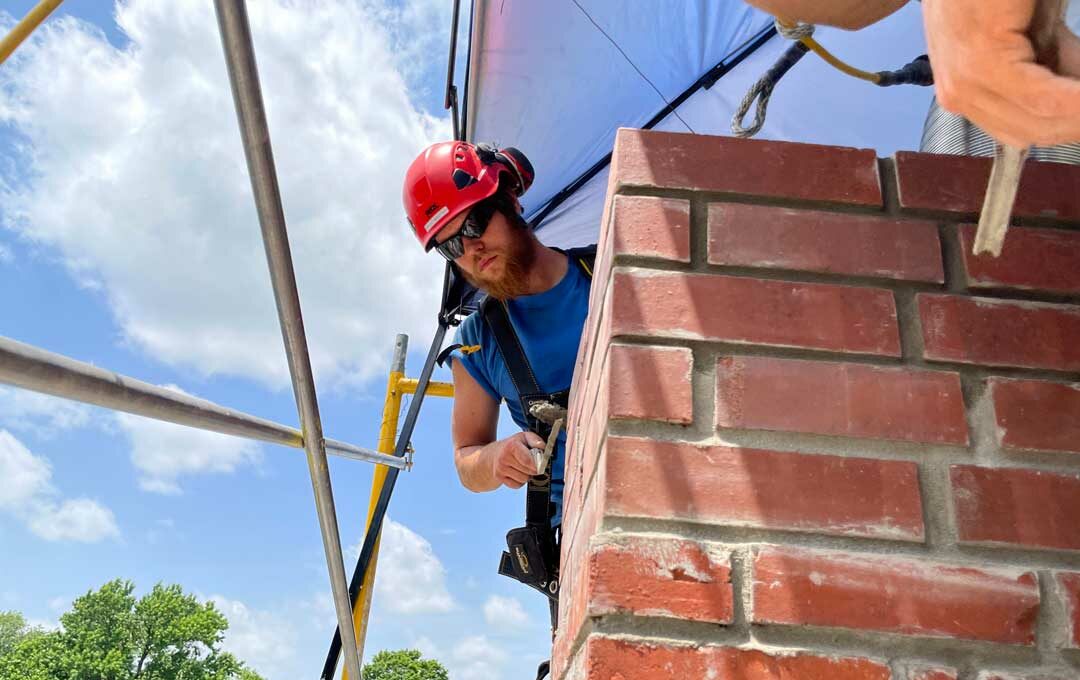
481, 298, 554, 530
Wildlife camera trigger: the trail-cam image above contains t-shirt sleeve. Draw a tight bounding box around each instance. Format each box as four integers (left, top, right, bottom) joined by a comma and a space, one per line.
450, 317, 501, 404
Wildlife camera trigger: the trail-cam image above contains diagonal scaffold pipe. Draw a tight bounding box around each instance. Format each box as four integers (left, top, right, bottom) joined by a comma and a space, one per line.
212, 2, 364, 678
0, 335, 407, 471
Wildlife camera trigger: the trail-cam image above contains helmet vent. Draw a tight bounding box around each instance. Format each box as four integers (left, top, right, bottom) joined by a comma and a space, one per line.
452, 168, 478, 190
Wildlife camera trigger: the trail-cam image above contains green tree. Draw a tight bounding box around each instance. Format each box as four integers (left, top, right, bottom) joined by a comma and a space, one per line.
0, 611, 43, 657
0, 580, 264, 680
361, 649, 449, 680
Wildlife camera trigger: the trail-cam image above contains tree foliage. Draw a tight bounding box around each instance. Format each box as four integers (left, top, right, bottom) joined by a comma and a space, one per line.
0, 580, 264, 680
361, 649, 449, 680
0, 610, 43, 658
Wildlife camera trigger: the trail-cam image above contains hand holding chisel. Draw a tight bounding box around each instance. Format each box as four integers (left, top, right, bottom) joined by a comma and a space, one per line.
973, 0, 1071, 256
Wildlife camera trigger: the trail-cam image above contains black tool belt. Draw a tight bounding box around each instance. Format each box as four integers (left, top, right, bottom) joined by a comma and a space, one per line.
496, 390, 566, 605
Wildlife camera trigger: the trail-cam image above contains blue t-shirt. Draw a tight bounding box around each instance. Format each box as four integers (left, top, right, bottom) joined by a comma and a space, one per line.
451, 258, 592, 527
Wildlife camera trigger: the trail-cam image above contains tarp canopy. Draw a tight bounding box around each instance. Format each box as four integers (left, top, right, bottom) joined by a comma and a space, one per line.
459, 0, 933, 250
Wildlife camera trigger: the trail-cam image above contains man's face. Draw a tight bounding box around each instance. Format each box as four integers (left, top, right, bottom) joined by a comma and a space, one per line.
435, 204, 536, 300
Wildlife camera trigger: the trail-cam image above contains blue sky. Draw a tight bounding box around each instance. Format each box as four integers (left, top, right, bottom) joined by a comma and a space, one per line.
0, 2, 548, 679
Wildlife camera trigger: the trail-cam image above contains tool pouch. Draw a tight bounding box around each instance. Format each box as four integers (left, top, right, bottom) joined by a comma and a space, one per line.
499, 525, 552, 587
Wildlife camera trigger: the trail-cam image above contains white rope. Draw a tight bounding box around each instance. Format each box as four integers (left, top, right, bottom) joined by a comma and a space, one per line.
775, 19, 814, 41
731, 19, 814, 138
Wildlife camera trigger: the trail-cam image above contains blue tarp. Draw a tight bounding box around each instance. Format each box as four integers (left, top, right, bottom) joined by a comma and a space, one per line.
461, 0, 932, 247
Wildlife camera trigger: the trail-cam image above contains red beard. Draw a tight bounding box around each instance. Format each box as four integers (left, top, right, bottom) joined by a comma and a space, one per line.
462, 228, 536, 301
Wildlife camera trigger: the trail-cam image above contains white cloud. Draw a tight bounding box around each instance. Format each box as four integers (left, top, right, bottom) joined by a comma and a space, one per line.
483, 595, 529, 629
0, 430, 52, 508
28, 498, 120, 542
115, 384, 261, 494
449, 635, 509, 680
0, 0, 449, 390
371, 517, 454, 614
0, 242, 11, 263
0, 430, 119, 542
410, 635, 442, 661
0, 386, 94, 438
209, 595, 297, 678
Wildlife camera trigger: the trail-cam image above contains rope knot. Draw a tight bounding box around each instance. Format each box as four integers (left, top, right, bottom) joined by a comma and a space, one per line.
775, 18, 814, 41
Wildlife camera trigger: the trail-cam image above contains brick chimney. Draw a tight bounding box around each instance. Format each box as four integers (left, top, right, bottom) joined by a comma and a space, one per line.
554, 128, 1080, 680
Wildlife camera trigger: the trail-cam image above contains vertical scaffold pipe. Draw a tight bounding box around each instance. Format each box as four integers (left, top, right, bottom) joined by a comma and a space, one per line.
212, 2, 363, 679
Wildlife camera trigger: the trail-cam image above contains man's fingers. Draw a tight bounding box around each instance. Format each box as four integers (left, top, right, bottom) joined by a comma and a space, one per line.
1056, 23, 1080, 78
522, 431, 546, 449
498, 445, 536, 479
924, 0, 1080, 148
500, 463, 532, 486
940, 64, 1080, 147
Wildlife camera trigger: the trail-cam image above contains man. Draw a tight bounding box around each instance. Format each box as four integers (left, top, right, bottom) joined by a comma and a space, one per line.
402, 142, 593, 657
748, 0, 1080, 149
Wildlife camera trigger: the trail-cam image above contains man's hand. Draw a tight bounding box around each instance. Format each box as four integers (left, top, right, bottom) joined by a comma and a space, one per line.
924, 0, 1080, 147
489, 431, 546, 489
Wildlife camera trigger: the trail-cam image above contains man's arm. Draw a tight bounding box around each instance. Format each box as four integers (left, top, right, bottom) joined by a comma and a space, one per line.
745, 0, 907, 30
450, 358, 545, 492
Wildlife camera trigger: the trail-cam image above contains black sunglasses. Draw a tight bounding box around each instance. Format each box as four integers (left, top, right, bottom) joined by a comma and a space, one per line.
433, 201, 498, 261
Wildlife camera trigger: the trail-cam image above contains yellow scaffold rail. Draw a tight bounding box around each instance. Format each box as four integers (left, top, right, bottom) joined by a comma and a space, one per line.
344, 337, 453, 679
0, 0, 64, 66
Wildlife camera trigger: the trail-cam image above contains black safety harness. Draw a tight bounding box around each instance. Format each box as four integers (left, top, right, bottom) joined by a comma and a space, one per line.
478, 246, 596, 632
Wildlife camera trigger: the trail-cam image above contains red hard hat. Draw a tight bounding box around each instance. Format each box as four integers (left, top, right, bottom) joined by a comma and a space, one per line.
403, 141, 534, 251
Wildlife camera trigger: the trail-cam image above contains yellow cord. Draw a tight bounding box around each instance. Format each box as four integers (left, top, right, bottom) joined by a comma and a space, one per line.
776, 18, 882, 85
458, 344, 481, 355
800, 36, 881, 84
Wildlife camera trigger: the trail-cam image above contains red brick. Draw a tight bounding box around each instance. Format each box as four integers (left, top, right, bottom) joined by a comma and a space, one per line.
562, 370, 609, 555
906, 667, 958, 680
895, 152, 1080, 222
1058, 572, 1080, 649
611, 128, 883, 206
552, 640, 583, 680
990, 377, 1080, 455
919, 294, 1080, 372
708, 203, 943, 282
584, 635, 891, 680
566, 349, 612, 537
612, 195, 691, 263
960, 225, 1080, 294
751, 546, 1039, 645
716, 356, 968, 445
951, 465, 1080, 551
608, 344, 692, 424
588, 535, 733, 623
554, 482, 605, 673
604, 436, 924, 541
612, 269, 900, 356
